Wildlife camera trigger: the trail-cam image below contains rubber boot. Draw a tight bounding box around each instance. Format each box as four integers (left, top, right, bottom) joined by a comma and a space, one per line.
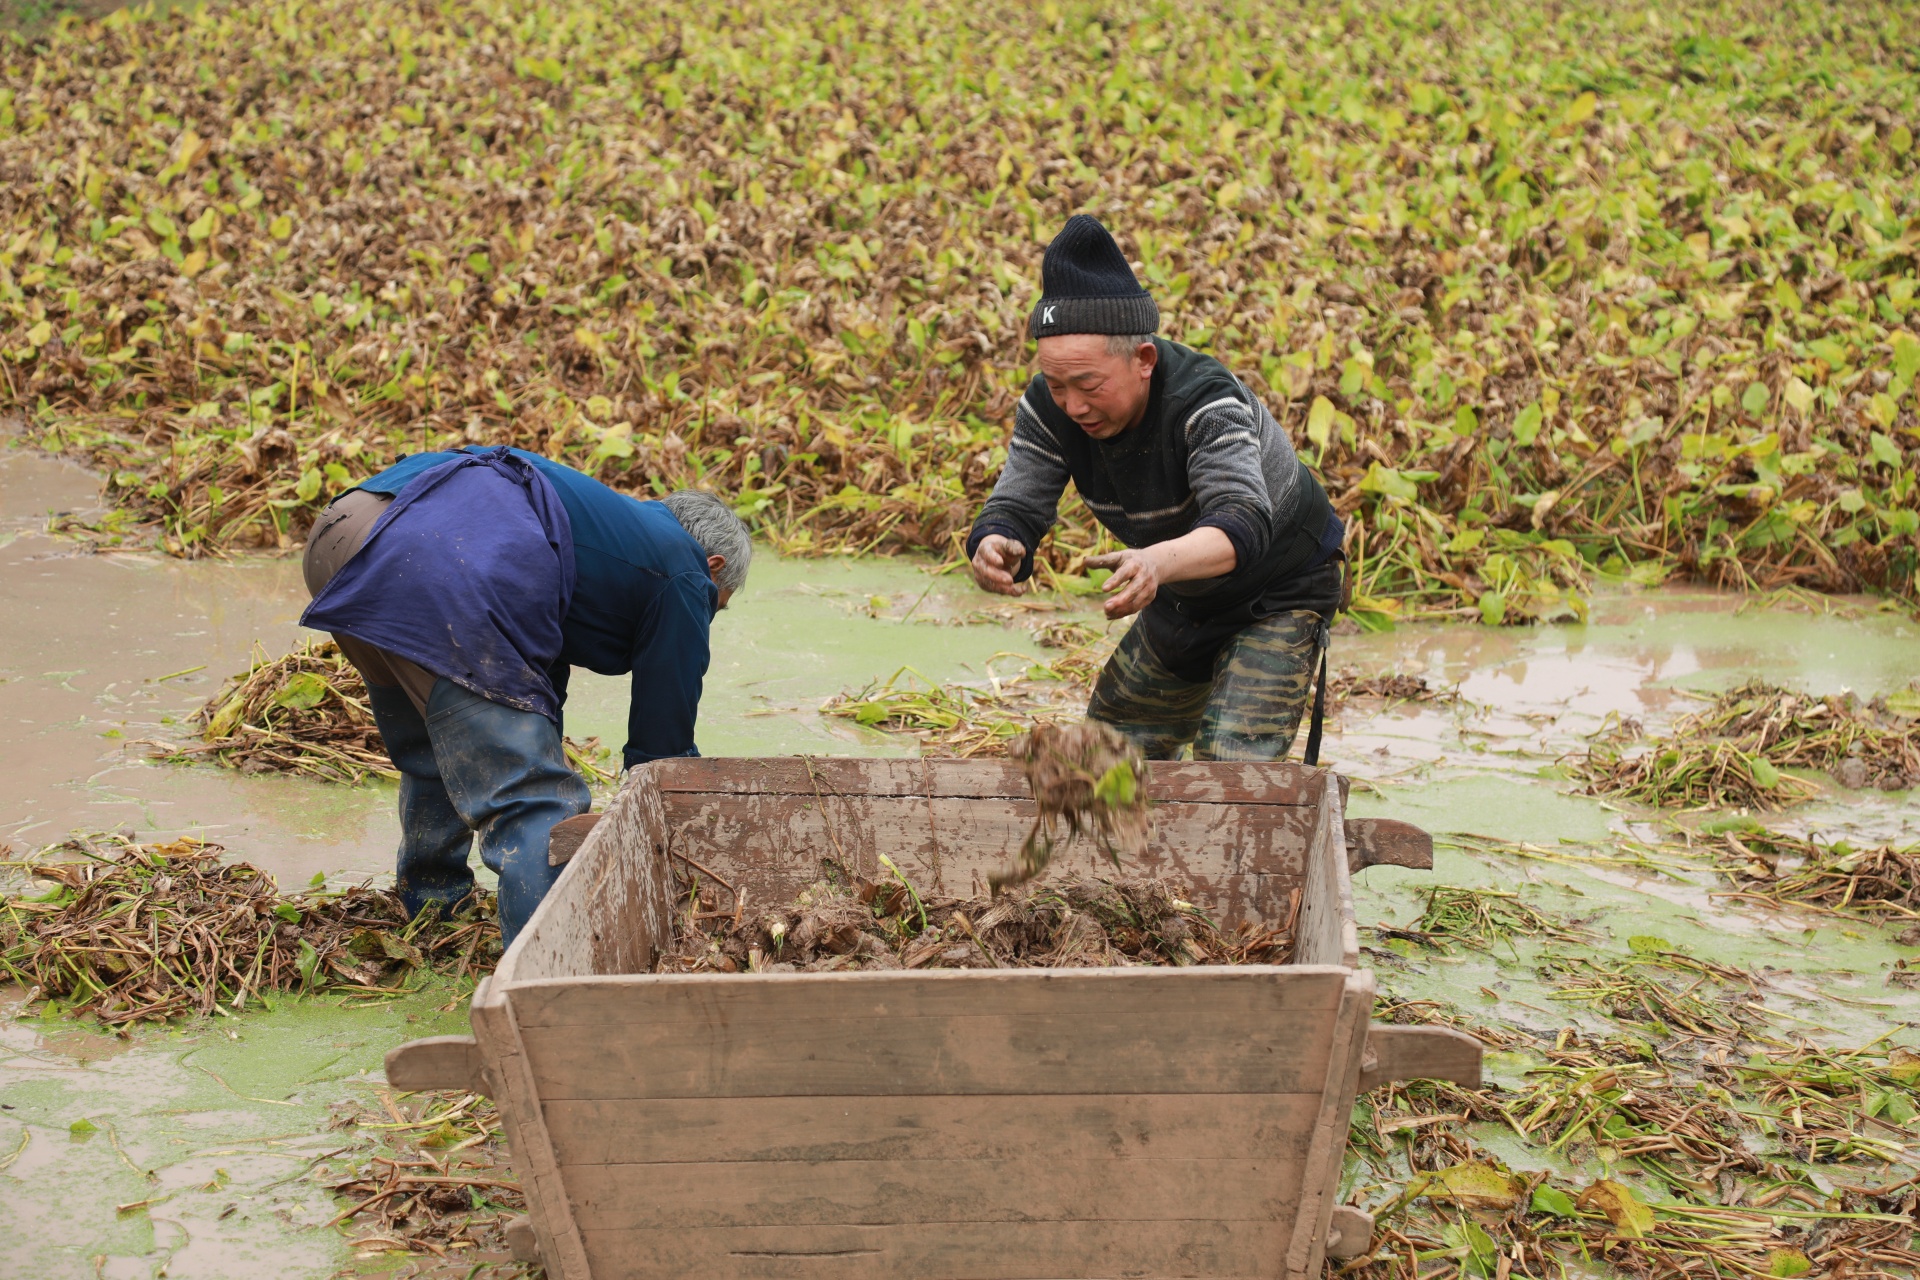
364, 683, 477, 919
423, 679, 591, 948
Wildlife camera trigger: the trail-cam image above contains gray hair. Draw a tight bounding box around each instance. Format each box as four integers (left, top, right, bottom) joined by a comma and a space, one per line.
1104, 333, 1156, 357
661, 489, 752, 594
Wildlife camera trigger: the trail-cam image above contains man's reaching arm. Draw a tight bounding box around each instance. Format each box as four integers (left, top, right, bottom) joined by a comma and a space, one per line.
966, 394, 1071, 593
621, 573, 714, 771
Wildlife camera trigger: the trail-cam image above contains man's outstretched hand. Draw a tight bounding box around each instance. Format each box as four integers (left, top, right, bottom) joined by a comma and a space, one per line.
1086, 527, 1237, 620
970, 534, 1028, 596
1086, 548, 1159, 619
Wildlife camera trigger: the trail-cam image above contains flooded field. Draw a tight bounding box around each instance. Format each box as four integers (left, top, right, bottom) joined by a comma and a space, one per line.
4, 445, 1918, 1277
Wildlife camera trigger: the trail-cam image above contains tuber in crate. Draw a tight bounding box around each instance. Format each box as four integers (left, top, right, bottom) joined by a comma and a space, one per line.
388, 756, 1479, 1279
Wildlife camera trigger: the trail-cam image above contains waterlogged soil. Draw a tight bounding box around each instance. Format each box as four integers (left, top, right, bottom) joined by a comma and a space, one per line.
0, 444, 1038, 885
0, 981, 470, 1280
4, 446, 1920, 1275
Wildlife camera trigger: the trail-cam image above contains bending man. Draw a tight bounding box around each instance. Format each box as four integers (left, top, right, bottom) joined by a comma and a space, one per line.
968, 215, 1343, 761
301, 446, 750, 945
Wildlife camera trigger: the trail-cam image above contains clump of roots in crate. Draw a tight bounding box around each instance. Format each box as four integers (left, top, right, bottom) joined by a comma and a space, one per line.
658, 866, 1295, 974
990, 720, 1152, 893
0, 832, 498, 1023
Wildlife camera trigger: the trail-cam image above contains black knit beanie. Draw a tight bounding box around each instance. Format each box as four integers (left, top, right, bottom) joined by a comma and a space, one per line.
1027, 214, 1159, 340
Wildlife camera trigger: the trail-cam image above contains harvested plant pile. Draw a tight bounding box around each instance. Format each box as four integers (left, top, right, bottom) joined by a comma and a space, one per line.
178, 638, 394, 783
1399, 883, 1586, 953
821, 651, 1100, 758
1570, 679, 1920, 809
1708, 827, 1920, 920
0, 834, 498, 1023
326, 1088, 530, 1276
658, 872, 1294, 974
993, 720, 1150, 892
1538, 941, 1765, 1043
1330, 671, 1447, 704
826, 645, 1447, 757
2, 0, 1916, 618
169, 640, 617, 785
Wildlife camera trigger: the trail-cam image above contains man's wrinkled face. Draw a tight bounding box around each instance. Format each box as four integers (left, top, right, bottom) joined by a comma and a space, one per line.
1036, 335, 1157, 440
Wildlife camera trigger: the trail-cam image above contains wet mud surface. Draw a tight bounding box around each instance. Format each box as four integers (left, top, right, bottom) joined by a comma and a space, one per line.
4, 444, 1919, 1275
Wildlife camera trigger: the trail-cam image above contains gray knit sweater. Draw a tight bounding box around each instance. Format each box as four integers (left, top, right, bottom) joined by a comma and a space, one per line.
967, 338, 1339, 617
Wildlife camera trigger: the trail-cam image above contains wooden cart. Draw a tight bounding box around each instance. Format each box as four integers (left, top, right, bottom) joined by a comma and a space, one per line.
388, 757, 1480, 1279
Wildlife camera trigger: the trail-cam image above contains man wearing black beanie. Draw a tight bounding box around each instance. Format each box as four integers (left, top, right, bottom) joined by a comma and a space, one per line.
966, 214, 1345, 762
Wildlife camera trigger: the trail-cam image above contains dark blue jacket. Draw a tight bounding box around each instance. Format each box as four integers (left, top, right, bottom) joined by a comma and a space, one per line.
356, 449, 717, 770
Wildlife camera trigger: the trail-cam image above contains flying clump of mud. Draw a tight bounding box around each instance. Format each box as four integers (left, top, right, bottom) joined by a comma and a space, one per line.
990, 721, 1152, 893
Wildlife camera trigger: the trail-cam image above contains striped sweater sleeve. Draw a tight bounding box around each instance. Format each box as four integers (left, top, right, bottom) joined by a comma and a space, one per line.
1184, 392, 1299, 572
966, 393, 1070, 583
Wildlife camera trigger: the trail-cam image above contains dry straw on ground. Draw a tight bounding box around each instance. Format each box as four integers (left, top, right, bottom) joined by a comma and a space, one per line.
0, 833, 498, 1022
2, 0, 1915, 619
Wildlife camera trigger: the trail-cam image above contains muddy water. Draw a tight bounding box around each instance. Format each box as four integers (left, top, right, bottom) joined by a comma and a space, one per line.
0, 446, 1033, 886
0, 447, 395, 885
4, 443, 1920, 1276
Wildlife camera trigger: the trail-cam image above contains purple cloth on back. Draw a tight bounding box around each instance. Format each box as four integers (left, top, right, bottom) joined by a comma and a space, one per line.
300, 448, 576, 722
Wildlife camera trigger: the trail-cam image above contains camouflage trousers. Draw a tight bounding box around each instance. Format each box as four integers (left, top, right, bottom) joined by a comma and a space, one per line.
1087, 609, 1328, 762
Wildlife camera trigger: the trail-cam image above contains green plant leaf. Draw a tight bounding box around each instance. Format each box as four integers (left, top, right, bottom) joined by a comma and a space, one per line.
1893, 332, 1920, 385
1767, 1248, 1813, 1277
1530, 1184, 1577, 1217
1417, 1161, 1525, 1209
1511, 401, 1543, 446
295, 938, 322, 987
270, 672, 329, 711
1093, 760, 1138, 809
1577, 1178, 1654, 1238
1306, 395, 1335, 450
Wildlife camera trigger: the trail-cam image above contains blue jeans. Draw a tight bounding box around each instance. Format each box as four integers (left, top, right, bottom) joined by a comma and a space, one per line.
364, 679, 590, 948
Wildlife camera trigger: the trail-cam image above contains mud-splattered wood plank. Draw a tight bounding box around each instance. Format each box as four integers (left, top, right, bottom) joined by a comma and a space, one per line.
565, 1155, 1299, 1230
505, 764, 673, 982
542, 1093, 1321, 1166
509, 968, 1345, 1099
657, 792, 1316, 922
468, 977, 593, 1279
578, 1218, 1283, 1279
1292, 799, 1357, 970
653, 755, 1326, 806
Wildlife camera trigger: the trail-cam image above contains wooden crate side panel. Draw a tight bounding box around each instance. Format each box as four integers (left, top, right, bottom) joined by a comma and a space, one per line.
652, 755, 1324, 805
579, 1219, 1283, 1280
1283, 971, 1376, 1279
656, 791, 1312, 918
468, 978, 592, 1279
1292, 781, 1358, 969
566, 1155, 1299, 1230
501, 765, 673, 984
542, 1093, 1319, 1166
509, 968, 1343, 1099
